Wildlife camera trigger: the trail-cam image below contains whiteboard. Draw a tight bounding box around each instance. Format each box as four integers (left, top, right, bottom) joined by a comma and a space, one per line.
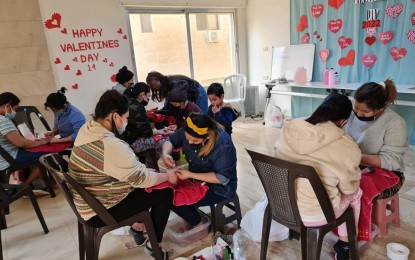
270, 44, 315, 82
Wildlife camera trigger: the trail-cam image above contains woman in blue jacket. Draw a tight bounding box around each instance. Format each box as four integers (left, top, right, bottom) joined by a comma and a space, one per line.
162, 113, 237, 228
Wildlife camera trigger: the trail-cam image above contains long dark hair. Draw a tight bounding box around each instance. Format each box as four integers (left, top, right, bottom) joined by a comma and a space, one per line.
44, 87, 68, 110
94, 90, 129, 120
146, 71, 170, 102
306, 93, 352, 125
185, 113, 219, 157
354, 78, 397, 110
0, 92, 20, 106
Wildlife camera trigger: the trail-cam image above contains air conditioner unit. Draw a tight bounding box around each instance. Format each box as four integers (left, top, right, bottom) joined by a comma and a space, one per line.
206, 30, 219, 43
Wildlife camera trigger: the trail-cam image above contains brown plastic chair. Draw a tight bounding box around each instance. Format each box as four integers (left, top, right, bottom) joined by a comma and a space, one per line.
0, 183, 49, 260
246, 149, 359, 260
39, 153, 164, 260
0, 145, 56, 198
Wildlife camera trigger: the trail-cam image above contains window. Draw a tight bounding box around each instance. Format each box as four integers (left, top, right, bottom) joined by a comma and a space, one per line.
128, 10, 237, 86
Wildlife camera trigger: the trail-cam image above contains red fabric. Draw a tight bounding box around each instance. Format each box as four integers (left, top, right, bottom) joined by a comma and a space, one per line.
145, 179, 209, 206
146, 111, 176, 125
357, 168, 399, 241
26, 142, 72, 153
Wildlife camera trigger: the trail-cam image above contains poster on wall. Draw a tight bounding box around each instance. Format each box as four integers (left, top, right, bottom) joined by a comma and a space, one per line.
290, 0, 415, 85
38, 0, 134, 115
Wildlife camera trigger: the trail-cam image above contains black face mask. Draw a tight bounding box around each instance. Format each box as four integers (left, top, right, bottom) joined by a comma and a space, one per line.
353, 110, 376, 121
141, 100, 149, 106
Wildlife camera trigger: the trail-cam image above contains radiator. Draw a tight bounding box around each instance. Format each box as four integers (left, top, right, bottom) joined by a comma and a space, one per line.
245, 85, 260, 116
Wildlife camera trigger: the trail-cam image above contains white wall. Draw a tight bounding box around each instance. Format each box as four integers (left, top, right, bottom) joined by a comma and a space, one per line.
246, 0, 291, 116
38, 0, 134, 116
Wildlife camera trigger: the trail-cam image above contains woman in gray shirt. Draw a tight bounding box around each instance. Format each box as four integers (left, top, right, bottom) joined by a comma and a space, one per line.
344, 78, 408, 198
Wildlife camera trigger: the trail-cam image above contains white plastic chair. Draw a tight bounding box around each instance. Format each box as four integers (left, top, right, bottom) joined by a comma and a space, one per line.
223, 74, 247, 123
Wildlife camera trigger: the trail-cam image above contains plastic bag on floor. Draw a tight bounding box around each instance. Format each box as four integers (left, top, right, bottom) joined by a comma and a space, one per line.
240, 195, 289, 242
265, 105, 283, 128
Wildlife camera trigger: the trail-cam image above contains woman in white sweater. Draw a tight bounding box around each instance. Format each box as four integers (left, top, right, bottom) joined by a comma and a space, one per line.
274, 93, 362, 260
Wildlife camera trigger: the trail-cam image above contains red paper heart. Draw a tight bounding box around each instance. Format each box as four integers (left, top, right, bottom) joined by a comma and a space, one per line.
297, 15, 308, 32
72, 57, 78, 62
44, 13, 61, 29
362, 54, 377, 68
123, 35, 127, 39
379, 31, 394, 44
103, 58, 108, 63
365, 36, 376, 46
385, 4, 403, 19
319, 49, 330, 62
54, 58, 61, 64
338, 50, 355, 66
117, 28, 123, 34
301, 33, 310, 43
338, 36, 352, 49
61, 28, 67, 34
109, 62, 114, 67
390, 47, 407, 61
412, 13, 415, 26
110, 74, 117, 82
407, 30, 415, 44
72, 83, 78, 89
76, 70, 82, 76
328, 0, 344, 10
328, 19, 343, 34
311, 4, 324, 18
64, 65, 70, 70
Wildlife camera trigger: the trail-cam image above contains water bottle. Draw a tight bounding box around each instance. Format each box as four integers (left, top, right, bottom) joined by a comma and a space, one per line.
323, 68, 329, 85
328, 68, 335, 85
334, 72, 339, 85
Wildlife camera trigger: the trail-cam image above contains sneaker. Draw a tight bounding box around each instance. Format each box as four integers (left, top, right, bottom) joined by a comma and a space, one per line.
32, 188, 50, 196
334, 240, 351, 260
144, 243, 169, 260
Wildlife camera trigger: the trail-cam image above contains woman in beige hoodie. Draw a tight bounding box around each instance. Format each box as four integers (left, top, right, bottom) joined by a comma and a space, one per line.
274, 93, 362, 260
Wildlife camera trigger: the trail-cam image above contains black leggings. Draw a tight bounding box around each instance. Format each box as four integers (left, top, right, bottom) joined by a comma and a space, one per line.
375, 171, 405, 200
87, 188, 173, 242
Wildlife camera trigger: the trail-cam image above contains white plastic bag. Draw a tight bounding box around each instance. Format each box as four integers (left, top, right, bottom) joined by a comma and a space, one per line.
240, 195, 289, 242
265, 105, 283, 128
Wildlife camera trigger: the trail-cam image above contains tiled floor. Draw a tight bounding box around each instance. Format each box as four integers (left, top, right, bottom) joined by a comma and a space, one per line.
2, 118, 415, 259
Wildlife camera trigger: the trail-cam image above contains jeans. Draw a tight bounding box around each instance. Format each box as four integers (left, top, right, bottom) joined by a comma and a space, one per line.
172, 189, 229, 226
15, 148, 48, 164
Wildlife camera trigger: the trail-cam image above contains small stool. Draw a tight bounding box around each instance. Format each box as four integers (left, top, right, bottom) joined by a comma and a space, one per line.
209, 193, 242, 233
372, 193, 400, 238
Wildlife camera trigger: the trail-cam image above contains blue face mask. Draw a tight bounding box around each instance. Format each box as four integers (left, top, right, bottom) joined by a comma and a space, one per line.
54, 110, 64, 117
116, 115, 128, 135
4, 108, 16, 119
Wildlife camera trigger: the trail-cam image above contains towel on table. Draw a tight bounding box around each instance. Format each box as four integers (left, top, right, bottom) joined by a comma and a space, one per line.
358, 168, 399, 241
145, 179, 208, 206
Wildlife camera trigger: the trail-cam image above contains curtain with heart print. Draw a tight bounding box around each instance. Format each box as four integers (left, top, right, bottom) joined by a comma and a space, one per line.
290, 0, 415, 85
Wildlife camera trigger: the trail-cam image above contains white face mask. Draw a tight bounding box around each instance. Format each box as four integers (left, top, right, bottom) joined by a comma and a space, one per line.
4, 105, 16, 119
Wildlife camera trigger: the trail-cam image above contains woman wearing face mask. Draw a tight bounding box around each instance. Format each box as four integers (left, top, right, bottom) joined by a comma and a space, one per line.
44, 87, 86, 144
69, 90, 176, 258
161, 113, 237, 231
344, 78, 408, 199
0, 92, 50, 186
112, 66, 134, 94
274, 93, 361, 260
121, 82, 173, 159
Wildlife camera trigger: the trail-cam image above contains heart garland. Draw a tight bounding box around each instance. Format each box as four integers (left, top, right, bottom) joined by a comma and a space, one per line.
362, 54, 377, 68
338, 36, 352, 49
390, 47, 407, 61
319, 49, 330, 62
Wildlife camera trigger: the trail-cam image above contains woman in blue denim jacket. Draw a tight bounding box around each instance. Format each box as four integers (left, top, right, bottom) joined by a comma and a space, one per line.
162, 113, 237, 228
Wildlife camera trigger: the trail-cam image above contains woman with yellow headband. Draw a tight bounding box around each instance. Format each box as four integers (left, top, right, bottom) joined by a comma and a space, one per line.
161, 113, 237, 229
